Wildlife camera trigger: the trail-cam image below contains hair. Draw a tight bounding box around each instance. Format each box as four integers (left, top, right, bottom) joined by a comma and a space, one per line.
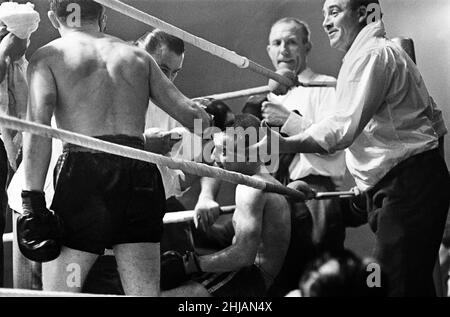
49, 0, 103, 21
299, 250, 387, 297
226, 113, 262, 150
348, 0, 380, 11
270, 17, 311, 45
135, 29, 185, 55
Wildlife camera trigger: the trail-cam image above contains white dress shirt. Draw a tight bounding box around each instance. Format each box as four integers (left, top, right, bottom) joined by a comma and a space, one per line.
145, 99, 202, 198
287, 21, 442, 190
268, 68, 346, 182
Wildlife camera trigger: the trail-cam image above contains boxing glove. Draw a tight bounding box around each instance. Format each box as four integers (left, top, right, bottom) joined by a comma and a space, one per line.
17, 190, 63, 263
160, 250, 202, 290
268, 68, 298, 95
195, 98, 234, 131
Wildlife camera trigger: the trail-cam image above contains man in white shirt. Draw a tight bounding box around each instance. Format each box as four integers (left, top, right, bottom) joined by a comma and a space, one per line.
262, 17, 347, 253
254, 0, 450, 296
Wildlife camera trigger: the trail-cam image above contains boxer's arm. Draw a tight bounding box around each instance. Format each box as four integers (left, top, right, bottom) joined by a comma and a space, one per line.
22, 48, 55, 191
147, 56, 211, 134
194, 177, 222, 231
196, 186, 265, 273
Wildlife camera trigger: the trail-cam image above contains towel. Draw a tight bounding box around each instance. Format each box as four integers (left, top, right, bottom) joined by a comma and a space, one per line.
0, 2, 40, 39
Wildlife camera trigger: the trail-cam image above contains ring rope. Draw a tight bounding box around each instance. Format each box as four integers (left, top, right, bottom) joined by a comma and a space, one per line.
198, 81, 337, 101
200, 86, 271, 101
0, 114, 306, 201
93, 0, 293, 87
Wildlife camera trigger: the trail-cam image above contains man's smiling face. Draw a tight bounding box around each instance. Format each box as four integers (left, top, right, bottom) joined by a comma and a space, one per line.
322, 0, 363, 52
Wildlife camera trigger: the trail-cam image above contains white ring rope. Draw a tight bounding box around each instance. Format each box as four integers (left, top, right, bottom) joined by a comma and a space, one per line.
200, 86, 272, 101
198, 81, 337, 101
0, 114, 306, 201
93, 0, 294, 87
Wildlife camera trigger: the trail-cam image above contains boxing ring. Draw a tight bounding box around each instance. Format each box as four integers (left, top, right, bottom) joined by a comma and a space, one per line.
0, 0, 356, 296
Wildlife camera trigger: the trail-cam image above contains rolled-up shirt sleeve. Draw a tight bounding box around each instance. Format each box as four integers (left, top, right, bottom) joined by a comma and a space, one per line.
280, 111, 313, 135
303, 51, 391, 153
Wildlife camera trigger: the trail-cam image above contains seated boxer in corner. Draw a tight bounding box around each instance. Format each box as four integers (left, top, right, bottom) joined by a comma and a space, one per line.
160, 114, 313, 297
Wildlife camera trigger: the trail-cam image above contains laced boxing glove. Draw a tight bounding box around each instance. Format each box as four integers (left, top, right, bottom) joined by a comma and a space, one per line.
160, 250, 202, 290
17, 190, 63, 262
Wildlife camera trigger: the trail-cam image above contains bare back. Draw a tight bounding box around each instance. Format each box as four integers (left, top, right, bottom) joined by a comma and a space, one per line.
38, 32, 152, 137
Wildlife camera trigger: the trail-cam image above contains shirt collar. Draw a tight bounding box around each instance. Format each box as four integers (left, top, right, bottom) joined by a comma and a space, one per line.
297, 67, 315, 82
343, 20, 386, 62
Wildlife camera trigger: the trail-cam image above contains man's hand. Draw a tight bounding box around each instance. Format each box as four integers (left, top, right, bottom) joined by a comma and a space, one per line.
248, 120, 286, 161
194, 197, 221, 232
0, 32, 27, 62
193, 100, 214, 132
144, 129, 181, 155
261, 101, 290, 127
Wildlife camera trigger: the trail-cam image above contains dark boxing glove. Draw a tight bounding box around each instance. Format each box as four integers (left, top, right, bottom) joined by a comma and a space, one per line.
17, 190, 63, 263
160, 250, 202, 290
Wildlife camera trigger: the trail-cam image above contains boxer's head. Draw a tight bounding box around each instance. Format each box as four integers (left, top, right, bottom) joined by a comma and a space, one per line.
322, 0, 381, 52
48, 0, 106, 32
212, 114, 262, 175
267, 18, 312, 76
135, 29, 184, 82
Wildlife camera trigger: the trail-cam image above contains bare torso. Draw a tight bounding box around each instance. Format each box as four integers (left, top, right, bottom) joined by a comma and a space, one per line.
233, 173, 291, 286
42, 31, 152, 137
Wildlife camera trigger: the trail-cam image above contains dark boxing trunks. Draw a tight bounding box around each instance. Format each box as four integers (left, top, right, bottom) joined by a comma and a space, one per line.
51, 135, 166, 255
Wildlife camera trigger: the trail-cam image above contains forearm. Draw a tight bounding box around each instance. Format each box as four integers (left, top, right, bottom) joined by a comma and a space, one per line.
0, 128, 19, 169
173, 97, 205, 133
199, 177, 221, 200
198, 242, 256, 273
282, 132, 328, 154
22, 133, 52, 191
151, 72, 209, 134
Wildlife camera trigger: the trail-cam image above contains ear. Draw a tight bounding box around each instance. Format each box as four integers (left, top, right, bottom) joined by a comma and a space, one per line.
357, 5, 369, 24
99, 13, 107, 32
305, 41, 312, 54
266, 44, 271, 56
47, 11, 60, 29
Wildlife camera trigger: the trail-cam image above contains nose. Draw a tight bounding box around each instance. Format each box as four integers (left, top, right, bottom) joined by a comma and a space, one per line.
323, 14, 332, 30
280, 41, 289, 56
